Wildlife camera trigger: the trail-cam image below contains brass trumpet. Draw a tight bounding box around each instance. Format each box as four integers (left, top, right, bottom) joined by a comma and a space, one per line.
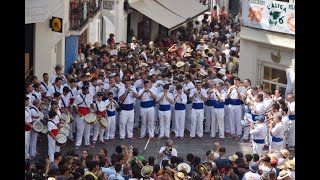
242, 117, 274, 128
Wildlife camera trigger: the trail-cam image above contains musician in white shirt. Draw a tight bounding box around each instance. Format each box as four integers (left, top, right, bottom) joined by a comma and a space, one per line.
29, 99, 42, 159
286, 93, 295, 149
104, 92, 119, 141
40, 73, 53, 100
156, 84, 174, 139
174, 85, 188, 139
118, 79, 139, 140
25, 97, 33, 160
250, 116, 268, 157
210, 82, 226, 140
30, 83, 42, 104
268, 112, 286, 154
50, 65, 67, 85
227, 77, 245, 140
183, 75, 195, 132
46, 77, 64, 101
204, 81, 215, 134
133, 73, 147, 128
263, 89, 274, 113
138, 80, 158, 139
189, 80, 208, 139
72, 86, 94, 149
92, 92, 108, 145
89, 78, 102, 100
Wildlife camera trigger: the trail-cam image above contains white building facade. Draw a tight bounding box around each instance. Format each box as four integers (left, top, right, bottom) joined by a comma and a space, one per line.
239, 0, 295, 96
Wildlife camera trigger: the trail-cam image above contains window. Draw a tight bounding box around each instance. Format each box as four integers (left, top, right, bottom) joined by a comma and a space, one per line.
262, 66, 287, 93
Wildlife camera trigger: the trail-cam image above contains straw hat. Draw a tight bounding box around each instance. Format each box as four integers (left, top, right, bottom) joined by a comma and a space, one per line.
277, 170, 290, 179
229, 154, 238, 162
279, 149, 290, 158
199, 38, 205, 43
214, 63, 222, 69
218, 69, 226, 75
141, 165, 153, 178
174, 172, 185, 180
176, 61, 186, 68
177, 163, 191, 173
285, 160, 295, 169
139, 63, 148, 67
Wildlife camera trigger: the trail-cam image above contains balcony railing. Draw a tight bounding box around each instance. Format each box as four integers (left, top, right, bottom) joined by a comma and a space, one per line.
69, 0, 101, 31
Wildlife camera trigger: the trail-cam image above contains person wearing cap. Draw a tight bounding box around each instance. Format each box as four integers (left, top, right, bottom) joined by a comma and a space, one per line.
174, 84, 188, 139
278, 149, 289, 166
46, 77, 64, 101
242, 162, 261, 180
210, 82, 226, 140
72, 85, 94, 149
249, 115, 268, 157
91, 92, 108, 146
227, 77, 245, 140
47, 110, 59, 163
277, 170, 290, 180
196, 39, 209, 51
183, 75, 195, 133
104, 92, 119, 141
189, 79, 208, 140
268, 112, 286, 154
138, 80, 158, 139
118, 78, 139, 140
286, 93, 295, 150
156, 84, 174, 139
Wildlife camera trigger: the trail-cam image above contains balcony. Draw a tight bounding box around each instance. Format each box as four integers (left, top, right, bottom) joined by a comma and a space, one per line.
69, 0, 101, 35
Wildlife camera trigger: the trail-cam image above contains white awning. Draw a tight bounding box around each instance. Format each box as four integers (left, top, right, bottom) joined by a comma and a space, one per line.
129, 0, 208, 30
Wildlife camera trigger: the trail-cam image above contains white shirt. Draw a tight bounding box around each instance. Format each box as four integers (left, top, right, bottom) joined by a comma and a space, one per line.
40, 81, 52, 94
159, 146, 178, 163
149, 68, 161, 76
25, 108, 33, 123
287, 101, 295, 114
252, 102, 265, 116
73, 93, 93, 108
242, 171, 261, 180
271, 122, 285, 138
47, 119, 58, 132
61, 94, 71, 108
46, 85, 63, 97
118, 86, 137, 104
50, 74, 67, 85
93, 100, 107, 112
212, 90, 226, 102
222, 48, 230, 59
89, 85, 102, 97
106, 84, 120, 98
196, 44, 209, 51
31, 91, 42, 103
263, 97, 273, 112
105, 99, 117, 112
190, 88, 207, 103
227, 86, 245, 99
134, 79, 144, 92
54, 110, 62, 124
29, 105, 40, 122
174, 93, 187, 104
138, 87, 158, 102
183, 82, 195, 98
110, 49, 118, 56
250, 123, 267, 140
156, 92, 174, 105
282, 115, 289, 131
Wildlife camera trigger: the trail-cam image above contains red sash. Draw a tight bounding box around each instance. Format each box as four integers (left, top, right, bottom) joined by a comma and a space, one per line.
25, 122, 33, 131
51, 129, 59, 137
70, 98, 75, 104
78, 107, 90, 116
96, 111, 105, 117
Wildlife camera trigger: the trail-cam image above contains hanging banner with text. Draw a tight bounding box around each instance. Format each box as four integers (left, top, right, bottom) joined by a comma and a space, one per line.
243, 0, 295, 35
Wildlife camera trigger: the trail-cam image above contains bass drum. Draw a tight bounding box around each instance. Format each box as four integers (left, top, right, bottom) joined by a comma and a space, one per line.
33, 121, 44, 132
99, 117, 108, 129
84, 113, 97, 124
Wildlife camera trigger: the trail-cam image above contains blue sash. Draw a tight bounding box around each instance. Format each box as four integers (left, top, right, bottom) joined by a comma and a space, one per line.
224, 98, 230, 105
121, 103, 134, 111
288, 114, 295, 120
175, 103, 186, 110
140, 100, 155, 108
272, 136, 283, 142
213, 100, 224, 108
229, 99, 241, 105
248, 112, 257, 121
107, 110, 116, 117
207, 99, 214, 106
192, 103, 204, 109
159, 104, 171, 111
113, 97, 119, 102
253, 139, 265, 144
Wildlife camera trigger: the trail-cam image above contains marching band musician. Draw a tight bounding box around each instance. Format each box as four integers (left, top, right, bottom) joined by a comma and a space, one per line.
224, 79, 232, 138
40, 73, 52, 101
227, 77, 245, 140
61, 87, 71, 114
210, 82, 226, 140
183, 75, 195, 133
46, 77, 64, 101
204, 81, 215, 134
268, 112, 286, 154
47, 110, 60, 163
174, 84, 188, 139
49, 65, 67, 85
138, 80, 158, 139
263, 89, 274, 112
28, 99, 42, 159
156, 84, 174, 139
118, 78, 139, 140
89, 77, 102, 100
249, 116, 267, 157
104, 92, 119, 141
286, 93, 295, 150
72, 85, 94, 149
92, 92, 108, 145
189, 79, 208, 139
30, 83, 42, 104
64, 78, 78, 141
280, 106, 289, 149
25, 96, 33, 160
133, 73, 147, 129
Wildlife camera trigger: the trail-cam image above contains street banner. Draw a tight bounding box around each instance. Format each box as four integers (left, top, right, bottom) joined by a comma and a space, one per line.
243, 0, 295, 35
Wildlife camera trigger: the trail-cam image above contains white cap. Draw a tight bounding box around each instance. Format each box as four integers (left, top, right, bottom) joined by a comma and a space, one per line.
225, 44, 230, 48
231, 47, 237, 51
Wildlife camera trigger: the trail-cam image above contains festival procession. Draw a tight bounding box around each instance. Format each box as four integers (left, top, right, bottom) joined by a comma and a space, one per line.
25, 0, 295, 179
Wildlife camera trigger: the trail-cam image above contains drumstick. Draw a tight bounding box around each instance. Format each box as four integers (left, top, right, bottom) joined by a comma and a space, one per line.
141, 137, 151, 156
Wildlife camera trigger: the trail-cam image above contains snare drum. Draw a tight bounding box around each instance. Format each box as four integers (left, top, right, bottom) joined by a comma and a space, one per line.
33, 121, 44, 132
61, 114, 70, 124
99, 117, 108, 129
56, 134, 67, 146
84, 113, 97, 124
59, 126, 70, 137
41, 125, 48, 134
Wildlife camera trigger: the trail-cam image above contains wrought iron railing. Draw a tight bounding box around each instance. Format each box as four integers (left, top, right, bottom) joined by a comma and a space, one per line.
89, 0, 101, 18
69, 0, 89, 30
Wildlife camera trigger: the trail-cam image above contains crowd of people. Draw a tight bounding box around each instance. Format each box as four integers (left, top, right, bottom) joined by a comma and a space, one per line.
25, 7, 295, 179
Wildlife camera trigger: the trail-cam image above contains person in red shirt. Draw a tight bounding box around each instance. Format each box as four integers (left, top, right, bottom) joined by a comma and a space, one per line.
211, 6, 218, 22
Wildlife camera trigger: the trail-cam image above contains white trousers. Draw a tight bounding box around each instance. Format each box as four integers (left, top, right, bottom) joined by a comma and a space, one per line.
134, 99, 141, 128
185, 104, 192, 131
140, 107, 155, 137
92, 121, 105, 142
119, 110, 134, 139
105, 115, 116, 139
171, 105, 177, 134
211, 108, 225, 138
47, 135, 59, 163
242, 113, 251, 140
204, 105, 212, 132
253, 142, 264, 157
286, 120, 295, 146
159, 110, 171, 138
190, 108, 204, 137
229, 105, 242, 136
75, 115, 91, 146
25, 131, 31, 159
29, 130, 38, 157
224, 105, 231, 133
175, 110, 186, 137
270, 141, 283, 154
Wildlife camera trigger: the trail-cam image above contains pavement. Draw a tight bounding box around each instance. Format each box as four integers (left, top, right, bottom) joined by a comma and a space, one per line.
33, 129, 295, 164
